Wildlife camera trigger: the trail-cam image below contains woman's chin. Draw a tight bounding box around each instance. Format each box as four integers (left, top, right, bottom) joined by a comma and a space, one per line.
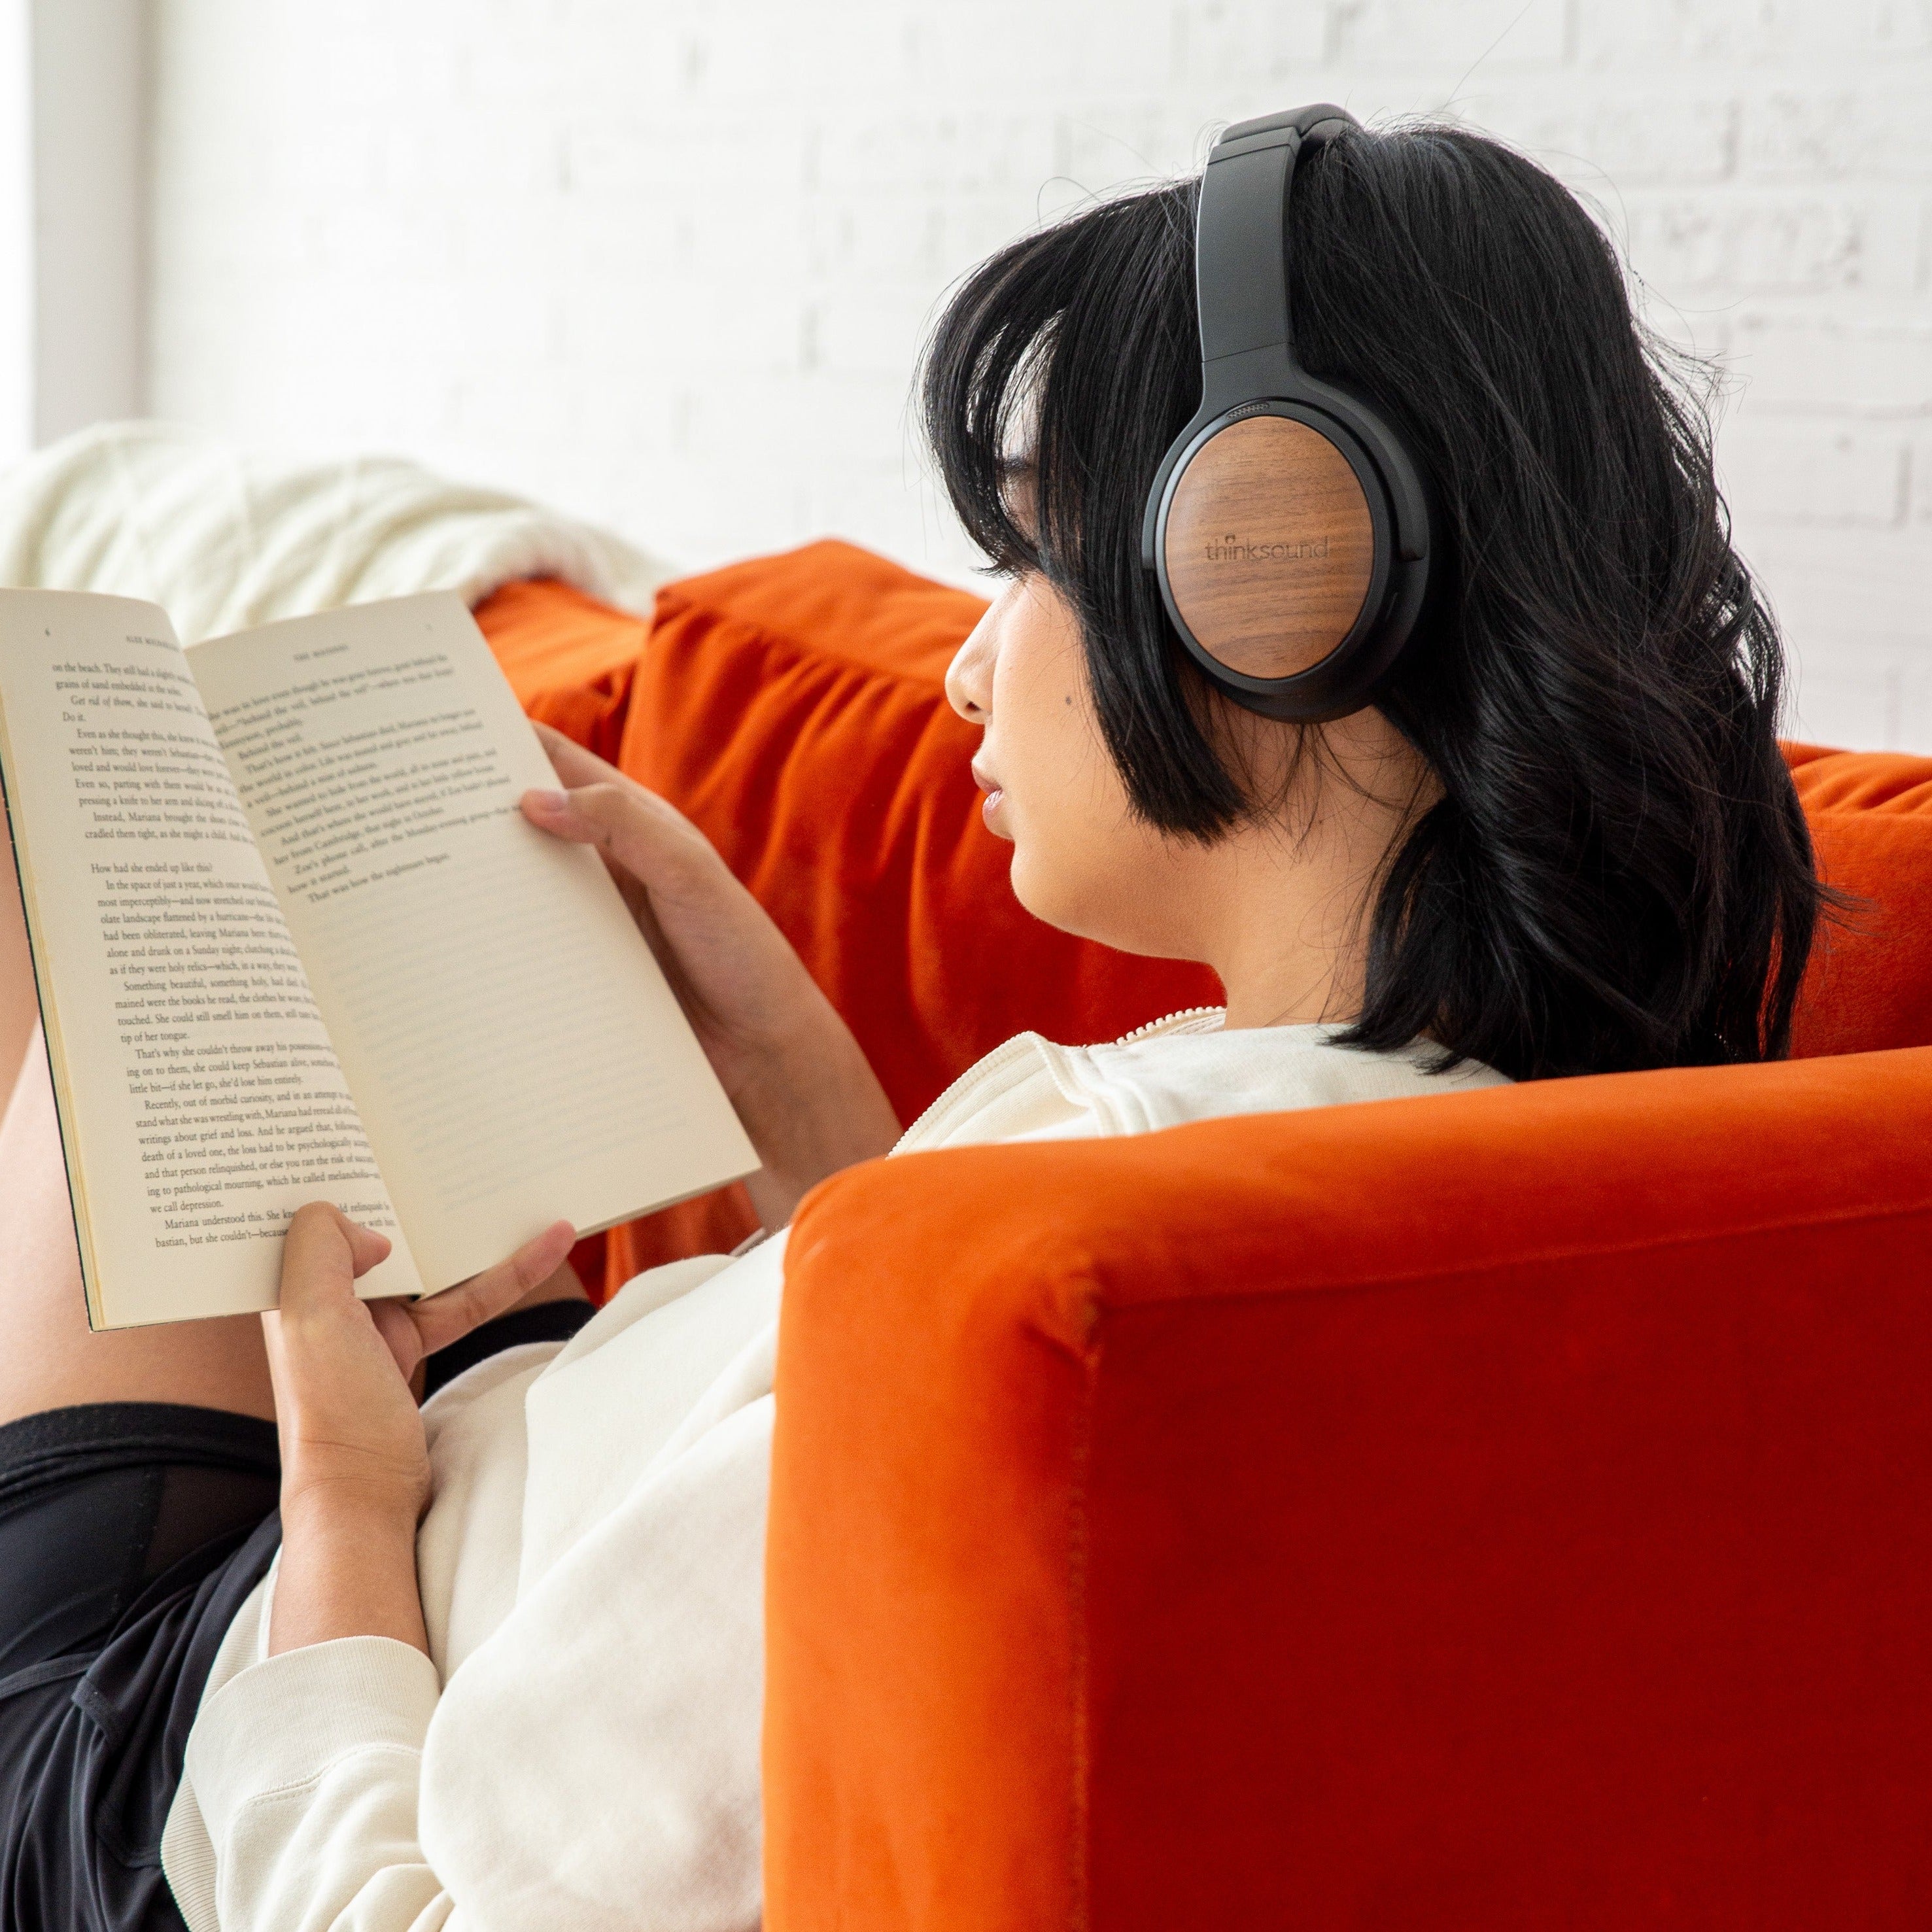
1008, 852, 1116, 948
1003, 847, 1061, 927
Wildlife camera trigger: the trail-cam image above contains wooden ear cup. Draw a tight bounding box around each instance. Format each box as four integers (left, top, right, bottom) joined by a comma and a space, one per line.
1161, 415, 1377, 681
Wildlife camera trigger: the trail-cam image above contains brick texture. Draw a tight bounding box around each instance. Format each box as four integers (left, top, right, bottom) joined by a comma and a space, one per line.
145, 0, 1932, 750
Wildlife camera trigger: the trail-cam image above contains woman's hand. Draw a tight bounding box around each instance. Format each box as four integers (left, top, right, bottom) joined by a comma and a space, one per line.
521, 723, 901, 1227
262, 1205, 576, 1655
264, 1204, 578, 1520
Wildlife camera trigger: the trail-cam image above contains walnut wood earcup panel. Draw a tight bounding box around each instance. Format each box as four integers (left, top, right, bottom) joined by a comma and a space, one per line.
1162, 415, 1376, 680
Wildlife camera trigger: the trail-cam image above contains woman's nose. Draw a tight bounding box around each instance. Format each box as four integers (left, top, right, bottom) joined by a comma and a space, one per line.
944, 602, 999, 724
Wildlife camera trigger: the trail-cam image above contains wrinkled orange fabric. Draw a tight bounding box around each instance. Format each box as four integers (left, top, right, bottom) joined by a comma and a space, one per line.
1786, 743, 1932, 1056
477, 555, 1932, 1296
471, 576, 645, 767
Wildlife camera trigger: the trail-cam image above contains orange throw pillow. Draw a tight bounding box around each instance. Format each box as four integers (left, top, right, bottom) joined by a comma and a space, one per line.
1787, 745, 1932, 1058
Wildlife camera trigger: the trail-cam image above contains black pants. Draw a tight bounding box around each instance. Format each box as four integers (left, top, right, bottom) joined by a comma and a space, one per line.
0, 1300, 595, 1931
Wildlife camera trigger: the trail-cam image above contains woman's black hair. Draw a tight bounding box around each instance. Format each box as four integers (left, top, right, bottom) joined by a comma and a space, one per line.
918, 121, 1826, 1080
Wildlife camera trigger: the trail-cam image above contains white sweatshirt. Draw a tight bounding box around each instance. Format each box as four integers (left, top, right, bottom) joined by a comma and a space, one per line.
161, 1013, 1506, 1931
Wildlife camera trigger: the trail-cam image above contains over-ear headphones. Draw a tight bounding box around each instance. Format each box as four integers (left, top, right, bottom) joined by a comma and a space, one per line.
1140, 105, 1434, 723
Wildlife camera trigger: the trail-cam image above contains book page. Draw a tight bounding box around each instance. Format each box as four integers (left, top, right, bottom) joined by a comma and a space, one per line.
0, 591, 422, 1326
189, 593, 756, 1290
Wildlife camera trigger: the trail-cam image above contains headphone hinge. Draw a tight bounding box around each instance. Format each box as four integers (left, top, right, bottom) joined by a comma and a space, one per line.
1199, 345, 1296, 420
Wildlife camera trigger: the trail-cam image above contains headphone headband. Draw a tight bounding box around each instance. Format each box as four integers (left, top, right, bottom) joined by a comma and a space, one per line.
1194, 104, 1356, 373
1190, 105, 1360, 392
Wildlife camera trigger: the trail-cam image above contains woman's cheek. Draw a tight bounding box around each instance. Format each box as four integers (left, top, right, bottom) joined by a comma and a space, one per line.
995, 757, 1065, 914
1001, 765, 1115, 935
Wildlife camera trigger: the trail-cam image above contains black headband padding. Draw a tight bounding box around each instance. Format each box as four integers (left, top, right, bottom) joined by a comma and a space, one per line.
1194, 103, 1360, 369
1194, 141, 1296, 364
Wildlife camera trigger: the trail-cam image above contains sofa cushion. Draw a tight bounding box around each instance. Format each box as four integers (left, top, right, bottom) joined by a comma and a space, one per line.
474, 553, 1932, 1284
1786, 745, 1932, 1058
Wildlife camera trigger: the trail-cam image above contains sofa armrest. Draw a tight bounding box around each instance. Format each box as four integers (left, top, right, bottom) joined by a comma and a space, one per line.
766, 1048, 1932, 1930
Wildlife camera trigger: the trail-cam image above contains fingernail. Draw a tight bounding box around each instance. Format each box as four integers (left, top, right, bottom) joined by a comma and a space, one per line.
524, 789, 568, 812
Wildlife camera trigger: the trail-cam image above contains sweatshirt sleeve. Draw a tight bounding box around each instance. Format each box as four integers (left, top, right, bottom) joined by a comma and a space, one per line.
182, 1634, 460, 1932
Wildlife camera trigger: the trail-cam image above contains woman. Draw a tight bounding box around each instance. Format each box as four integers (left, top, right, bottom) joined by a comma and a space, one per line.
0, 117, 1820, 1929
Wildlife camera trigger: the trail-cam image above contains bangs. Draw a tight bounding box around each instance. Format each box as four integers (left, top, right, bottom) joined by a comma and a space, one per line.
918, 182, 1200, 591
916, 177, 1250, 842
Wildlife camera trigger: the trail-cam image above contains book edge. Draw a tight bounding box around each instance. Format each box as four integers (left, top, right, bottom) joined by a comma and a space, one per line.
0, 672, 112, 1329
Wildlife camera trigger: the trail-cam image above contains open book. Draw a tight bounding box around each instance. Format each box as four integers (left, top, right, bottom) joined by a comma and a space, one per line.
0, 589, 758, 1328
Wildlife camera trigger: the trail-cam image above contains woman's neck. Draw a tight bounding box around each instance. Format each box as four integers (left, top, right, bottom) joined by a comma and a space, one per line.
1197, 713, 1435, 1032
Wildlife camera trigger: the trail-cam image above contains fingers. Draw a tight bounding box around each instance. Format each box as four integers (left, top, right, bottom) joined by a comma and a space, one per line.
519, 783, 612, 846
531, 719, 623, 789
366, 1296, 431, 1385
521, 727, 733, 925
521, 778, 716, 898
343, 1216, 394, 1277
275, 1203, 394, 1319
523, 725, 695, 850
523, 721, 640, 846
403, 1219, 578, 1359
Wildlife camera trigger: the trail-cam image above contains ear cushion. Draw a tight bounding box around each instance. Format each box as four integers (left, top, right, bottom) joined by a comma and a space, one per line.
1162, 415, 1376, 679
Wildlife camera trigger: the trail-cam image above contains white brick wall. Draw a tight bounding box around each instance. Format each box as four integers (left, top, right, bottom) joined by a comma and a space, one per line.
145, 0, 1932, 750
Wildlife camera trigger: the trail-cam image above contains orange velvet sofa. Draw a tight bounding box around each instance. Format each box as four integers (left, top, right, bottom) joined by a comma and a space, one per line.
477, 545, 1932, 1931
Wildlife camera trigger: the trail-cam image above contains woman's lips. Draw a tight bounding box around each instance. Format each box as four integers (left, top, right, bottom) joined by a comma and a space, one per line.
971, 763, 1007, 832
